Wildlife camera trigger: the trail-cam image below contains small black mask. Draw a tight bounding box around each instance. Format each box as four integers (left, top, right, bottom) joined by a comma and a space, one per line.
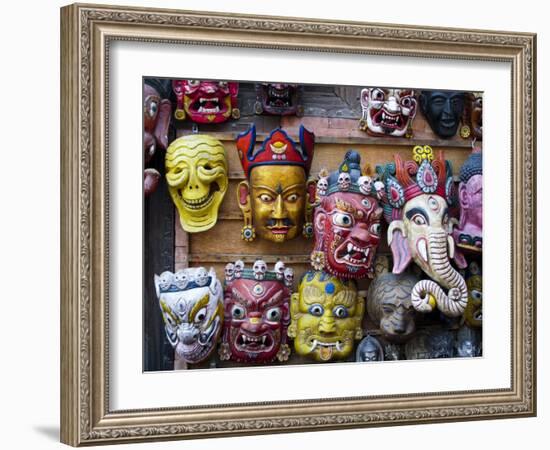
420, 90, 465, 138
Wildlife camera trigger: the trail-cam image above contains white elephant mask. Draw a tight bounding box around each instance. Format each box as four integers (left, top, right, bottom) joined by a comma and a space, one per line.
377, 145, 468, 317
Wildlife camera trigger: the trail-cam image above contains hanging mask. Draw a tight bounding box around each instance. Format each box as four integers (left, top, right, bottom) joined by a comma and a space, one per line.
254, 83, 304, 116
356, 335, 384, 362
311, 150, 383, 280
405, 328, 455, 360
153, 267, 223, 364
219, 261, 292, 364
460, 93, 483, 140
143, 79, 172, 195
288, 271, 364, 362
172, 79, 239, 123
366, 272, 418, 342
236, 125, 316, 243
359, 88, 417, 138
463, 265, 483, 328
419, 90, 465, 138
165, 134, 228, 233
377, 145, 468, 318
453, 148, 482, 254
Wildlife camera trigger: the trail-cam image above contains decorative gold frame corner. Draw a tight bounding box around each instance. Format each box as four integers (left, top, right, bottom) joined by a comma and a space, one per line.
60, 2, 536, 446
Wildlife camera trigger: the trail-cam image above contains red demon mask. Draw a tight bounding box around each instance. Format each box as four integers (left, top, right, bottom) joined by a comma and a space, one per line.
172, 79, 239, 124
219, 261, 292, 364
310, 151, 383, 280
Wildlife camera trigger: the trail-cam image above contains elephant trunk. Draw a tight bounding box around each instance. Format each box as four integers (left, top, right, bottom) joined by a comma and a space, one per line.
411, 230, 468, 317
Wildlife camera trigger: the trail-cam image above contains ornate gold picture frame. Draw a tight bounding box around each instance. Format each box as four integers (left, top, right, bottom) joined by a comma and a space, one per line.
60, 3, 536, 446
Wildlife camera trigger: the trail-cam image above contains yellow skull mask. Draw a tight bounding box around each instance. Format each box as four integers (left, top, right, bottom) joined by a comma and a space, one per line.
288, 271, 364, 362
165, 135, 228, 233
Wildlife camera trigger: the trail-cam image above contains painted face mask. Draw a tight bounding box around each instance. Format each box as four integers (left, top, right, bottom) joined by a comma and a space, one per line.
359, 88, 417, 138
219, 261, 292, 364
143, 79, 172, 195
461, 93, 483, 140
311, 151, 383, 280
288, 271, 364, 362
172, 80, 239, 123
377, 145, 468, 318
356, 335, 384, 362
366, 272, 418, 342
419, 90, 465, 138
154, 267, 223, 364
463, 267, 483, 328
453, 148, 482, 255
236, 125, 316, 243
165, 134, 228, 233
254, 83, 304, 116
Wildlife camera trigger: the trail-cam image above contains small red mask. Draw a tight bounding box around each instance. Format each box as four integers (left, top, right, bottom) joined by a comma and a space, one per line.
219, 261, 292, 364
172, 79, 239, 124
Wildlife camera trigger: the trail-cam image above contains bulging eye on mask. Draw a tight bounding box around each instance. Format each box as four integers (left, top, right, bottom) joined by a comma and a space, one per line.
165, 134, 228, 233
288, 270, 364, 362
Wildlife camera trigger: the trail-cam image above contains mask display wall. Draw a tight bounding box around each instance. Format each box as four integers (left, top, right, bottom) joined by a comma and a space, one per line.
359, 88, 417, 138
154, 267, 224, 364
311, 150, 383, 280
366, 272, 419, 342
219, 260, 292, 364
419, 90, 465, 138
254, 83, 304, 116
143, 79, 172, 195
356, 335, 384, 362
172, 80, 239, 123
377, 145, 468, 317
235, 125, 316, 243
288, 271, 364, 362
453, 148, 483, 254
461, 93, 483, 140
165, 134, 228, 233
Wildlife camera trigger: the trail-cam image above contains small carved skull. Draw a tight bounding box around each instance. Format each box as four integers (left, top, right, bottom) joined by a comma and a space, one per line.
234, 260, 244, 278
337, 172, 351, 191
316, 177, 329, 197
274, 261, 286, 280
358, 175, 373, 195
158, 271, 174, 291
224, 263, 235, 282
174, 271, 188, 290
195, 267, 209, 286
283, 267, 294, 288
253, 260, 267, 280
373, 180, 385, 200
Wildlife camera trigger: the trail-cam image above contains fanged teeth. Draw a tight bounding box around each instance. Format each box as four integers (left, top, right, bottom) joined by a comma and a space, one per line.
198, 106, 220, 113
309, 340, 343, 351
239, 334, 269, 346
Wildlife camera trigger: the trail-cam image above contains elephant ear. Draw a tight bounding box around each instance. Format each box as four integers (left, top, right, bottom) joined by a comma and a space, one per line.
388, 223, 412, 274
